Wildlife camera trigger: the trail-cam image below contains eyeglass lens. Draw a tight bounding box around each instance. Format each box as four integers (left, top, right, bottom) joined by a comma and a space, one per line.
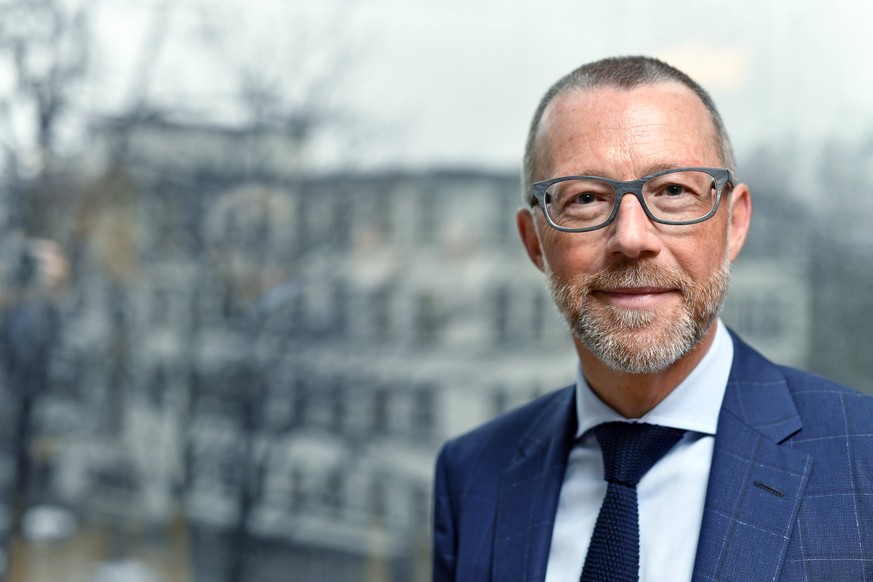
543, 170, 718, 229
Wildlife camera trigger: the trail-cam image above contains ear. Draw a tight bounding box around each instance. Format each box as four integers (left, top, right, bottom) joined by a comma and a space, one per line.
517, 207, 546, 272
727, 183, 751, 262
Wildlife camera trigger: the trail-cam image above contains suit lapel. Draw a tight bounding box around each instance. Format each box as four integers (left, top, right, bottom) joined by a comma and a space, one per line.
492, 386, 577, 582
692, 333, 813, 582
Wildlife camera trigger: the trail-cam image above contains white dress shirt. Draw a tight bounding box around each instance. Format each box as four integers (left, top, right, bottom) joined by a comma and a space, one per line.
544, 320, 733, 582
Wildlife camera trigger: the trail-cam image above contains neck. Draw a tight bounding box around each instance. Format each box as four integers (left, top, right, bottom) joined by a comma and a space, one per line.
575, 323, 718, 419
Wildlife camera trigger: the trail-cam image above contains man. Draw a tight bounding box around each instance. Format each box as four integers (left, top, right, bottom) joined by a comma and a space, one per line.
432, 56, 873, 581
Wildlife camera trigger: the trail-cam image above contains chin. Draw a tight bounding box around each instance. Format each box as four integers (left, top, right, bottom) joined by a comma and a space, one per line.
573, 307, 712, 374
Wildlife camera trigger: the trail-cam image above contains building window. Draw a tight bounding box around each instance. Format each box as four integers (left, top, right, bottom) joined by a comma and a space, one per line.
331, 383, 346, 433
290, 284, 305, 335
417, 188, 437, 244
151, 286, 169, 325
411, 387, 435, 438
494, 187, 516, 244
415, 292, 439, 344
264, 383, 293, 432
292, 378, 309, 426
372, 388, 390, 435
492, 388, 509, 417
291, 468, 305, 511
221, 283, 243, 320
372, 189, 393, 240
741, 296, 784, 339
369, 476, 388, 525
148, 366, 167, 407
493, 286, 510, 344
531, 291, 547, 341
332, 281, 348, 334
306, 382, 333, 428
322, 470, 344, 516
331, 190, 351, 250
372, 288, 392, 341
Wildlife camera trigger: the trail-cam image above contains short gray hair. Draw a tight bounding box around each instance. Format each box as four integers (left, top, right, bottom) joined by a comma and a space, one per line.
522, 55, 736, 201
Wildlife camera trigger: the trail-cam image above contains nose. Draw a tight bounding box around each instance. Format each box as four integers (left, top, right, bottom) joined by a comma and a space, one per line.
604, 193, 662, 259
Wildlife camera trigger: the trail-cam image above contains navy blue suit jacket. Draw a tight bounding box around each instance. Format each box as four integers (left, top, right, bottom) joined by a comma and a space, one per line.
433, 332, 873, 581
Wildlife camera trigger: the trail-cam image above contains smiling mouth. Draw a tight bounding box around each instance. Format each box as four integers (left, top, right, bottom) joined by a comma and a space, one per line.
599, 287, 673, 295
593, 287, 680, 308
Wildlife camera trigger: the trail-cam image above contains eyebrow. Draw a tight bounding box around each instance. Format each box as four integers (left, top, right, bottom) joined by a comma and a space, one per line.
564, 162, 684, 180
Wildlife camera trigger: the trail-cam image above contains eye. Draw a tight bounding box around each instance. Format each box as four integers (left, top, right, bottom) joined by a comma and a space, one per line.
664, 183, 687, 197
575, 192, 597, 205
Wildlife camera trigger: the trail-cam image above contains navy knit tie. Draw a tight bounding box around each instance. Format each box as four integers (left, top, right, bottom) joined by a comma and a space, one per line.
579, 422, 686, 582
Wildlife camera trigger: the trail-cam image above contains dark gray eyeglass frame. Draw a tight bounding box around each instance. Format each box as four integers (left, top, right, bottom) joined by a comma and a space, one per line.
528, 167, 734, 233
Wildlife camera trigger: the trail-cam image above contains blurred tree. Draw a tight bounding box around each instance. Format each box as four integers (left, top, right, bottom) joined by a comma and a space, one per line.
193, 0, 354, 144
0, 2, 365, 581
0, 0, 90, 176
806, 135, 873, 393
0, 3, 91, 580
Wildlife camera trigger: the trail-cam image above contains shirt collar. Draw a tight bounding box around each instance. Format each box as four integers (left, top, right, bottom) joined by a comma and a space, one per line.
575, 319, 733, 438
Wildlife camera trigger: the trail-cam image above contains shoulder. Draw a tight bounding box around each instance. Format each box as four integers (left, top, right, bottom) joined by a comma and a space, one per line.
433, 386, 575, 577
730, 330, 873, 432
439, 385, 575, 468
435, 385, 575, 500
734, 337, 873, 439
778, 364, 873, 434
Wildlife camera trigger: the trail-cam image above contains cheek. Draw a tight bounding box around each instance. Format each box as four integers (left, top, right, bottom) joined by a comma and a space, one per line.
540, 231, 603, 279
672, 224, 730, 276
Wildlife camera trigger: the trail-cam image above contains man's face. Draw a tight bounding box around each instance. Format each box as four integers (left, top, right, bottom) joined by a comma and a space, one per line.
518, 82, 750, 373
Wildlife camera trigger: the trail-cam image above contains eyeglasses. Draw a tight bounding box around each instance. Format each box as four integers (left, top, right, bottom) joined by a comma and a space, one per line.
528, 167, 733, 233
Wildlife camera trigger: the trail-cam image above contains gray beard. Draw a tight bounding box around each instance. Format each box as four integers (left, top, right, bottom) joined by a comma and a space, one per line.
547, 256, 731, 374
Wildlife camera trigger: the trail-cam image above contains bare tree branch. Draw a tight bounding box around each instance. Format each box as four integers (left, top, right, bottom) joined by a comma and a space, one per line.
0, 0, 92, 168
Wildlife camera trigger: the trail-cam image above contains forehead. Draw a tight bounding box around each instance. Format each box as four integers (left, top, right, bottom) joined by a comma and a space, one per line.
535, 82, 720, 179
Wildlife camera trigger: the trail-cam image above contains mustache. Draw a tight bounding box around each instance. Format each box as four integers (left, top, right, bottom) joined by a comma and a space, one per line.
578, 261, 692, 296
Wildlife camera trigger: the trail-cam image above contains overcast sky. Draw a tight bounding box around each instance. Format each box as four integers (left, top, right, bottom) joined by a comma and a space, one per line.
331, 0, 873, 172
36, 0, 873, 173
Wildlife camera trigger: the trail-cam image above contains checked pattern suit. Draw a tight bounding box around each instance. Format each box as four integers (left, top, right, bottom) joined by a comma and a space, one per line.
433, 331, 873, 581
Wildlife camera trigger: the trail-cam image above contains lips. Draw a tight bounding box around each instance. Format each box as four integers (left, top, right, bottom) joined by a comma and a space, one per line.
599, 286, 673, 295
593, 286, 681, 309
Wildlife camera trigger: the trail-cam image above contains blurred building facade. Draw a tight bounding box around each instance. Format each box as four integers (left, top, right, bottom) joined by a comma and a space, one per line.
0, 114, 846, 582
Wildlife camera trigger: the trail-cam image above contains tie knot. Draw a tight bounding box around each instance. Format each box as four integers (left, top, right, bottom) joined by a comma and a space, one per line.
593, 422, 685, 486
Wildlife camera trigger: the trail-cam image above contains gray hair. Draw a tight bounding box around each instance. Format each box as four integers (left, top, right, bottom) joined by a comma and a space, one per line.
522, 55, 736, 201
